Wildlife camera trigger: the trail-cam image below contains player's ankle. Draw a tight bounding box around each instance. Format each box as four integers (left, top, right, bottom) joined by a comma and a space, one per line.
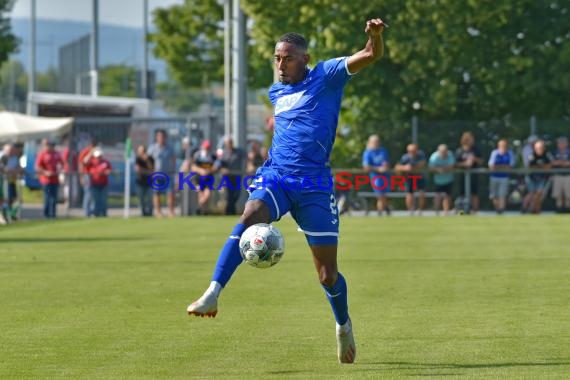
206, 281, 223, 298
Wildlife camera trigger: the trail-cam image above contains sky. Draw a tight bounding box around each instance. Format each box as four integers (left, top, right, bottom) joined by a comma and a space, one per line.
9, 0, 184, 28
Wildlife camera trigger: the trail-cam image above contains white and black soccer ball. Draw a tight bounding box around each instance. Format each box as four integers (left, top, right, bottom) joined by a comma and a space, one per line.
239, 223, 285, 269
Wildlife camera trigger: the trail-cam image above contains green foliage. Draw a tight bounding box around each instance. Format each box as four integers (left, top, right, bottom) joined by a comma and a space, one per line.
98, 65, 138, 97
242, 0, 569, 165
0, 0, 18, 80
150, 0, 569, 166
149, 0, 224, 87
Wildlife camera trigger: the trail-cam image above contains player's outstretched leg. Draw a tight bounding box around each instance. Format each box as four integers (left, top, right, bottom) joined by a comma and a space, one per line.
187, 200, 270, 317
311, 244, 355, 363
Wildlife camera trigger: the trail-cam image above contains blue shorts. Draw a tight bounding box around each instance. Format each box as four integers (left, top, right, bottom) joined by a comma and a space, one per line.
247, 167, 339, 246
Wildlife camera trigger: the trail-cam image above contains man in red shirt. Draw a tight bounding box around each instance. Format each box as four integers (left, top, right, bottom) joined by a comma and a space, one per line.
78, 138, 96, 216
84, 148, 112, 217
35, 140, 64, 218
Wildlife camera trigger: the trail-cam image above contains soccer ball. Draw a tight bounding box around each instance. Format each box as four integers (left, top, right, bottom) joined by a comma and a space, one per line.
239, 223, 285, 268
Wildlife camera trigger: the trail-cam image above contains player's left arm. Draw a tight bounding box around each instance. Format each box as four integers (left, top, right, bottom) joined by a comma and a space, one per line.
346, 18, 386, 75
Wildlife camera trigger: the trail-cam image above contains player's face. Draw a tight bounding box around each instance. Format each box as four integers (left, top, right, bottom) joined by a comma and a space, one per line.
274, 42, 309, 84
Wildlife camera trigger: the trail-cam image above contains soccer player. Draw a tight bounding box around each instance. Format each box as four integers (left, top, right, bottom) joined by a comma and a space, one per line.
187, 18, 387, 363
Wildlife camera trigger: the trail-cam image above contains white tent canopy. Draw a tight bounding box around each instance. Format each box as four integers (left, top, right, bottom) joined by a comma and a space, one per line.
0, 111, 73, 143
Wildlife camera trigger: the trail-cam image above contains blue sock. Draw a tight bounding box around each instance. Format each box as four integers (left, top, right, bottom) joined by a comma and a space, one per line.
322, 272, 349, 325
211, 223, 247, 287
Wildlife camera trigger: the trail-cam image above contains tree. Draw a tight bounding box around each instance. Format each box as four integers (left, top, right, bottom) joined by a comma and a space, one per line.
0, 0, 18, 81
99, 65, 138, 97
149, 0, 224, 88
150, 0, 569, 166
241, 0, 569, 164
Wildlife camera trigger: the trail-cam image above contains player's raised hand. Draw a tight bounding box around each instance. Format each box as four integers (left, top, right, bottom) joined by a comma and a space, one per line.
365, 18, 388, 36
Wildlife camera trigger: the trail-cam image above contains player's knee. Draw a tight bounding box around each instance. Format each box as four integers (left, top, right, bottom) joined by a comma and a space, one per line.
319, 269, 338, 287
240, 199, 270, 226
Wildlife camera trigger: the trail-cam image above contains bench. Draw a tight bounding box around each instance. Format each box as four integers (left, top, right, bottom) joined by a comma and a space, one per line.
356, 191, 438, 215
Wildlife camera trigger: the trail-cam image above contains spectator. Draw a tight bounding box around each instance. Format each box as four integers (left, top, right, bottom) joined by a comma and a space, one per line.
35, 140, 64, 219
551, 136, 570, 213
191, 140, 218, 215
527, 140, 553, 214
520, 135, 539, 213
219, 137, 246, 215
148, 129, 177, 218
455, 131, 483, 213
0, 143, 24, 220
488, 139, 515, 214
429, 144, 455, 215
78, 138, 96, 217
247, 140, 265, 176
362, 134, 391, 216
61, 136, 78, 206
135, 145, 155, 217
395, 143, 427, 215
85, 148, 113, 217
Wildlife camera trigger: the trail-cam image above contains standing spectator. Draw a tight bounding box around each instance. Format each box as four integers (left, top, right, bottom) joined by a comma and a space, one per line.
61, 136, 78, 207
455, 131, 483, 213
395, 143, 427, 215
1, 144, 24, 220
520, 135, 539, 213
488, 139, 515, 214
35, 140, 64, 219
429, 144, 456, 215
247, 140, 265, 176
191, 140, 218, 215
78, 138, 96, 217
527, 140, 553, 214
85, 149, 113, 217
135, 145, 155, 217
148, 129, 177, 218
219, 137, 246, 215
551, 136, 570, 213
362, 134, 391, 215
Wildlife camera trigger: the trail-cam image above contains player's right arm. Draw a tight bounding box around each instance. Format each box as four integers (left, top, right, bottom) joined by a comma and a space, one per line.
346, 18, 387, 75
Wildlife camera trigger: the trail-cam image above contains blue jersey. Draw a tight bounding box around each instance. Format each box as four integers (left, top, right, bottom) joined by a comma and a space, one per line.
266, 57, 352, 177
488, 149, 515, 178
363, 148, 390, 178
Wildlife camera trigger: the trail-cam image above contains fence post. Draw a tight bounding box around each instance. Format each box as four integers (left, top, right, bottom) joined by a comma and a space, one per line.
464, 171, 471, 213
412, 116, 418, 144
530, 115, 537, 136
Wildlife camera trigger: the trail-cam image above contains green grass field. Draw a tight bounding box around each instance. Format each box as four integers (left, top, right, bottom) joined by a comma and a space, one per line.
1, 216, 569, 379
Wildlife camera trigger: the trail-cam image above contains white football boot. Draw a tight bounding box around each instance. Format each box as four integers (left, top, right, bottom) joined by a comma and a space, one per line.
187, 292, 218, 318
336, 318, 356, 363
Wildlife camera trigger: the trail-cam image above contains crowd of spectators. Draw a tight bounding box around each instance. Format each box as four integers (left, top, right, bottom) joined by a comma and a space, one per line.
1, 129, 569, 222
361, 132, 570, 215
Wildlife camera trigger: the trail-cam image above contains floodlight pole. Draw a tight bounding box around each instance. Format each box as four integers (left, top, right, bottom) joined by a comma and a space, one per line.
90, 0, 99, 97
29, 0, 36, 95
224, 0, 232, 138
142, 0, 149, 99
231, 0, 247, 149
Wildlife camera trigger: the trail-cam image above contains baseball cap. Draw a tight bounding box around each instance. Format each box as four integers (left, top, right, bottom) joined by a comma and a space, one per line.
93, 149, 103, 157
201, 140, 211, 149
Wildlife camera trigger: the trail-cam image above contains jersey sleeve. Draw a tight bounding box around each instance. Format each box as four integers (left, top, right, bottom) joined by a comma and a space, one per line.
323, 57, 352, 88
488, 150, 497, 167
362, 150, 371, 166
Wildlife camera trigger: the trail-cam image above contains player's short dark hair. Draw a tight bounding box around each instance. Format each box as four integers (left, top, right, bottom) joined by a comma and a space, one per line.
278, 32, 308, 51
